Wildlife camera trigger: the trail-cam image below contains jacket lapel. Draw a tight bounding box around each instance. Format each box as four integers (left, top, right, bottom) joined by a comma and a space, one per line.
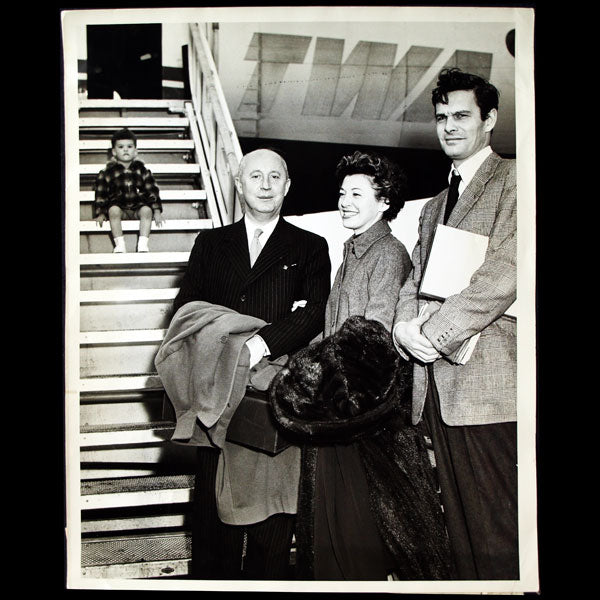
422, 193, 446, 261
222, 219, 252, 281
246, 218, 290, 285
446, 153, 501, 227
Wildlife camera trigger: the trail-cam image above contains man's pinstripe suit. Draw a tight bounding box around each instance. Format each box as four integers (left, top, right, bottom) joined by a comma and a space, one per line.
173, 217, 331, 359
173, 215, 331, 579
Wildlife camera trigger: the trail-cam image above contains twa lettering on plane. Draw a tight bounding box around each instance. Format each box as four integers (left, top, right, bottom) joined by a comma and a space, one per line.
237, 33, 492, 123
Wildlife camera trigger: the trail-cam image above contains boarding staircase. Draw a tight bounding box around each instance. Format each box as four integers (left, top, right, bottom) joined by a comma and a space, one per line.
70, 24, 243, 579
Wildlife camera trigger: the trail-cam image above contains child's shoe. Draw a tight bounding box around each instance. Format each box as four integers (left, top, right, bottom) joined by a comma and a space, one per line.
113, 236, 126, 253
137, 236, 150, 252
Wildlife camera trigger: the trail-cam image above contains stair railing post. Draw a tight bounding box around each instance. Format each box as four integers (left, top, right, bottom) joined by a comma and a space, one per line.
188, 22, 243, 226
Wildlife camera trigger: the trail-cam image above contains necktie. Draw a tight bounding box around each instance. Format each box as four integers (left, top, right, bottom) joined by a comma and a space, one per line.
249, 228, 263, 267
443, 170, 461, 224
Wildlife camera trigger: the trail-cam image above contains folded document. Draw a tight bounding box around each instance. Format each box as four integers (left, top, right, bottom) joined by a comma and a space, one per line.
418, 224, 516, 365
420, 224, 516, 318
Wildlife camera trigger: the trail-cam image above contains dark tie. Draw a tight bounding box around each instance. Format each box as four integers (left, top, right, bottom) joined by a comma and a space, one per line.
443, 171, 461, 224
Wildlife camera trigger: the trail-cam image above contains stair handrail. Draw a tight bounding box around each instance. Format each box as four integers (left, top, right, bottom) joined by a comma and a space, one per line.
188, 23, 243, 226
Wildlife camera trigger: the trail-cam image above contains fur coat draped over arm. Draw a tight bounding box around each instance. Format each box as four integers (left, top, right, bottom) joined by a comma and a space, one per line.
269, 316, 454, 580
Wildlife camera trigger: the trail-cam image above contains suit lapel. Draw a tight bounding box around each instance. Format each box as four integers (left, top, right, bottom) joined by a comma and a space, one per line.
422, 193, 445, 261
421, 153, 501, 265
446, 153, 501, 227
246, 218, 290, 285
222, 219, 252, 281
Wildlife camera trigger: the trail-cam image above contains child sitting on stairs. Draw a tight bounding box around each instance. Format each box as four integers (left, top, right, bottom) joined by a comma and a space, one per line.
93, 128, 164, 252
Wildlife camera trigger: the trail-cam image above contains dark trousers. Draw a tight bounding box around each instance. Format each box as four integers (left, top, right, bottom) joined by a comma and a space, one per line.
424, 367, 519, 580
191, 447, 295, 580
313, 444, 395, 580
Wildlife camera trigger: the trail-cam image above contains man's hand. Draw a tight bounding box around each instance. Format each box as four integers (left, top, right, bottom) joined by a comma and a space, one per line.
95, 214, 107, 227
393, 311, 441, 363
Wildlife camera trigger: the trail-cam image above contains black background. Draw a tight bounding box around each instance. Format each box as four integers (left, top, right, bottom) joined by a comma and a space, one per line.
44, 2, 560, 597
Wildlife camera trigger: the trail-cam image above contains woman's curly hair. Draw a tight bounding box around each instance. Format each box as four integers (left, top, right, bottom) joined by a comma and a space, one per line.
335, 151, 407, 221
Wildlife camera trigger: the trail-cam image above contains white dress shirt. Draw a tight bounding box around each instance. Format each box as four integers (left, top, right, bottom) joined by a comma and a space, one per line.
450, 145, 493, 197
244, 214, 278, 249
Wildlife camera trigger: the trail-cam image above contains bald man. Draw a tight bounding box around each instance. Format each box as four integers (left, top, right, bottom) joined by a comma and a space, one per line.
173, 148, 331, 579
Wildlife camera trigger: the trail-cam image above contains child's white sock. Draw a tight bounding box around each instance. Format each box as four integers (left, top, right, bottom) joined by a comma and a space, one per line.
137, 236, 149, 252
113, 236, 126, 253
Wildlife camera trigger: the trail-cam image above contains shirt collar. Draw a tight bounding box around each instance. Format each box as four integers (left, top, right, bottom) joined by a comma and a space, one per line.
449, 145, 493, 194
345, 218, 391, 259
244, 214, 279, 247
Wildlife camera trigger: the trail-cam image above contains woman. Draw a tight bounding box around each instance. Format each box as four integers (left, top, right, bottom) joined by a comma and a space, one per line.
270, 151, 453, 580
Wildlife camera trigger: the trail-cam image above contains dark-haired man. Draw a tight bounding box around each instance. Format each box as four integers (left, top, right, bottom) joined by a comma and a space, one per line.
393, 69, 518, 580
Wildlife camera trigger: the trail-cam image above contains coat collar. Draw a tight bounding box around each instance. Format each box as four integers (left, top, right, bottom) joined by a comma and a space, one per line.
344, 219, 391, 259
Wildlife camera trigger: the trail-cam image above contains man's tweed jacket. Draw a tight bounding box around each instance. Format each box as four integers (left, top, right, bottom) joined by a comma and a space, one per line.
394, 152, 516, 426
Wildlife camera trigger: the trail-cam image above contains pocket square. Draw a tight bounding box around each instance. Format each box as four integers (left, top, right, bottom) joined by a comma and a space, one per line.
291, 300, 307, 312
282, 263, 298, 270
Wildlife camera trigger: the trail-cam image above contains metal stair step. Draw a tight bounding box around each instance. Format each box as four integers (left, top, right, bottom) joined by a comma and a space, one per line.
80, 163, 200, 176
80, 388, 164, 402
80, 290, 176, 332
79, 99, 186, 110
79, 375, 164, 393
80, 251, 190, 268
79, 330, 165, 379
80, 329, 166, 345
79, 219, 211, 233
80, 297, 174, 332
81, 474, 194, 509
81, 421, 174, 434
81, 513, 187, 534
79, 139, 194, 151
81, 468, 177, 481
81, 396, 166, 429
80, 347, 161, 378
81, 531, 191, 578
81, 446, 180, 467
80, 421, 175, 447
79, 117, 189, 130
80, 288, 178, 303
80, 440, 197, 481
79, 189, 206, 202
79, 189, 207, 222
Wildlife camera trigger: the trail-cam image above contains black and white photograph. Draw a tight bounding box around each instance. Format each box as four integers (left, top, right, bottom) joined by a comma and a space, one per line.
61, 5, 537, 593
